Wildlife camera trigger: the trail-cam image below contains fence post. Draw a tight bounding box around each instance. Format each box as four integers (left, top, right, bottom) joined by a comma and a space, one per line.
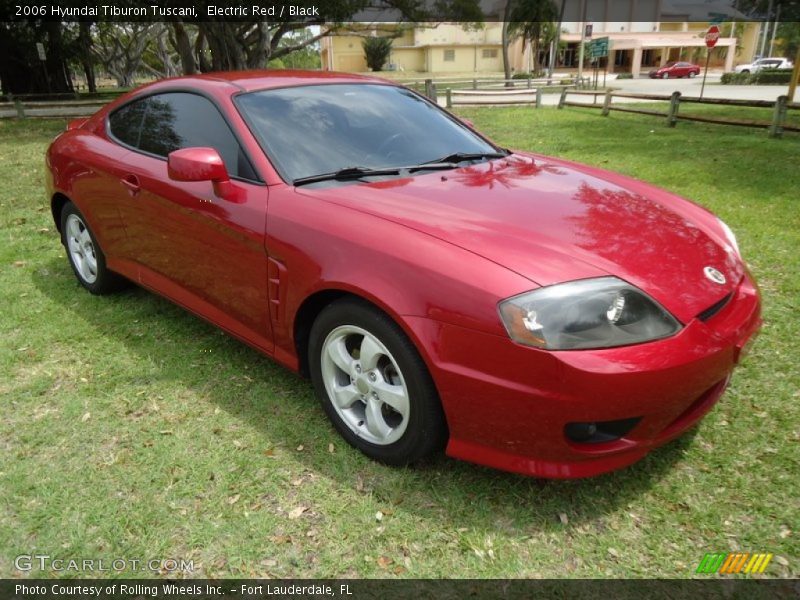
535, 88, 542, 108
527, 74, 532, 89
424, 78, 434, 100
601, 90, 613, 116
14, 99, 25, 118
667, 91, 681, 127
769, 95, 788, 138
445, 88, 452, 109
558, 87, 568, 109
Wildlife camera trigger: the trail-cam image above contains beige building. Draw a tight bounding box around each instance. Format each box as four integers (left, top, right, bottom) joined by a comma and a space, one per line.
321, 21, 763, 77
320, 24, 511, 74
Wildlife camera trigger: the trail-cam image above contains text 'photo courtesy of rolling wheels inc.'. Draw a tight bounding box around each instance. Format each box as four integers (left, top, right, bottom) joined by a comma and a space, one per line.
0, 0, 798, 598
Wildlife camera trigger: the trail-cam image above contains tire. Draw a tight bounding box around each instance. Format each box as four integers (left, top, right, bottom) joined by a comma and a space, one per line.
60, 202, 126, 294
689, 71, 697, 78
741, 69, 750, 74
661, 72, 669, 79
308, 298, 447, 466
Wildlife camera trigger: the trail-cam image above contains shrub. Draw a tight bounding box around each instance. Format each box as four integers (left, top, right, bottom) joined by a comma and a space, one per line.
362, 37, 393, 72
721, 69, 792, 85
512, 71, 546, 80
753, 68, 793, 85
616, 73, 633, 79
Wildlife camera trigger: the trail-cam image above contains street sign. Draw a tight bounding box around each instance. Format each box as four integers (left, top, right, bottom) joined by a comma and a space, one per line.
590, 37, 610, 58
36, 42, 46, 61
705, 25, 721, 48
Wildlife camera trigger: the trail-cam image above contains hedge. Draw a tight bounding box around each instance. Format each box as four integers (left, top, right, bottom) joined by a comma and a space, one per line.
721, 69, 794, 85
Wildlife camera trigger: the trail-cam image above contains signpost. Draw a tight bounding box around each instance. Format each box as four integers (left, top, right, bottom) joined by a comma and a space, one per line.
589, 37, 610, 89
701, 25, 720, 99
36, 42, 51, 94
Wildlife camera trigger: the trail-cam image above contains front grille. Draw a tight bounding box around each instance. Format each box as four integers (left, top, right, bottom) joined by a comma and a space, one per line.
697, 293, 733, 322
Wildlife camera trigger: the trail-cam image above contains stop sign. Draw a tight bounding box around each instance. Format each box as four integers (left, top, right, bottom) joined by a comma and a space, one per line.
705, 25, 721, 48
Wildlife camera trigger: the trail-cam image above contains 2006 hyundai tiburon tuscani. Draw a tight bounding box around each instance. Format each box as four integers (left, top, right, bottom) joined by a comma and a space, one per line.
46, 71, 761, 478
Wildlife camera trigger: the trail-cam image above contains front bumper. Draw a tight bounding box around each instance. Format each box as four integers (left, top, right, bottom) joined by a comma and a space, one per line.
407, 273, 761, 478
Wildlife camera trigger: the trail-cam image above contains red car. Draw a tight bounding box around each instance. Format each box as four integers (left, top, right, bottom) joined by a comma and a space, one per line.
649, 61, 702, 79
45, 71, 761, 478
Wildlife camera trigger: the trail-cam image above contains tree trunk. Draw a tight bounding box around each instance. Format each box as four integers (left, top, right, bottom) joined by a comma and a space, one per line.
172, 22, 196, 75
78, 21, 96, 93
501, 1, 513, 86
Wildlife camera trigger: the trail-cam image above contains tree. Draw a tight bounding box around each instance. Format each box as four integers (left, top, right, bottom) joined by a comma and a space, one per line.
363, 37, 393, 71
0, 20, 76, 95
93, 23, 157, 88
506, 0, 560, 76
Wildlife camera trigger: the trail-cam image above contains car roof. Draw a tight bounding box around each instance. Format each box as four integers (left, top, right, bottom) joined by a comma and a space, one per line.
150, 70, 392, 94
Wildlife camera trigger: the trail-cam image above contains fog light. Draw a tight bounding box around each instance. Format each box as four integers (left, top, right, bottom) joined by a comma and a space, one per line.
565, 417, 641, 444
565, 422, 597, 442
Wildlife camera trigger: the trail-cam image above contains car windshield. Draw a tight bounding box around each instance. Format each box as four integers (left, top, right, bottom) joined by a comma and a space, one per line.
235, 83, 500, 183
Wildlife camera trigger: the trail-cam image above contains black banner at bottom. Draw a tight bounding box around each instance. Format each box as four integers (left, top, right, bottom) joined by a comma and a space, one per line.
1, 579, 798, 600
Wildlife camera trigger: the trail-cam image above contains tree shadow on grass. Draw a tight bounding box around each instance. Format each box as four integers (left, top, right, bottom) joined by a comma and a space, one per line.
33, 258, 699, 535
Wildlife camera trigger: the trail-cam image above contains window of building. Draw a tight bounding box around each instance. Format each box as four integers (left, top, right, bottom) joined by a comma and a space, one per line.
443, 49, 455, 62
482, 49, 498, 59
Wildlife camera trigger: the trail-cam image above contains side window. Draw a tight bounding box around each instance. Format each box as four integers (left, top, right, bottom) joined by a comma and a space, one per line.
108, 99, 147, 148
134, 92, 257, 181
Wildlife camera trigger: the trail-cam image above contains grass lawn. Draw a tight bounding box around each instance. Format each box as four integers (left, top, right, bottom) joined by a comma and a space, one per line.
0, 109, 798, 579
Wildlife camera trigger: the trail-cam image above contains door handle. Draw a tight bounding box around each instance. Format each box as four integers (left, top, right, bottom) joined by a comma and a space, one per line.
121, 174, 141, 195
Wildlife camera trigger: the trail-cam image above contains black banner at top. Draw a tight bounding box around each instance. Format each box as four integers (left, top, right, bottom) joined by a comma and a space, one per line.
1, 0, 799, 23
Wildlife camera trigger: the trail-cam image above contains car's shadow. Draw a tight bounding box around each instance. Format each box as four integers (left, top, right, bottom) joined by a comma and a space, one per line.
33, 258, 697, 532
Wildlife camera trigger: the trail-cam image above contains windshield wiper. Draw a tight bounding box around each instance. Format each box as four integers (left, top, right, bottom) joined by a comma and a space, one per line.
293, 162, 461, 186
422, 151, 509, 166
293, 166, 401, 187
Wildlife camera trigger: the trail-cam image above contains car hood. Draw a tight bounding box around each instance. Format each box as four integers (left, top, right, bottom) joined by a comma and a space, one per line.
296, 153, 742, 323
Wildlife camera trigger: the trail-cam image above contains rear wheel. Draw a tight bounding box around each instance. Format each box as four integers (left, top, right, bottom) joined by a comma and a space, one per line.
689, 71, 697, 78
60, 202, 126, 294
308, 298, 447, 465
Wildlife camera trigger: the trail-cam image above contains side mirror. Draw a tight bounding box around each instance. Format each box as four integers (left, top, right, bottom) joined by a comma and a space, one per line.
168, 147, 234, 199
168, 147, 227, 182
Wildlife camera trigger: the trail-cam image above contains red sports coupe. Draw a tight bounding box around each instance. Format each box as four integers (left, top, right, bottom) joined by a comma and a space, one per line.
45, 71, 761, 478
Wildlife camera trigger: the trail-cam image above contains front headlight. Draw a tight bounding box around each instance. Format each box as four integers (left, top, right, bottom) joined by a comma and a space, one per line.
717, 218, 740, 257
498, 277, 681, 350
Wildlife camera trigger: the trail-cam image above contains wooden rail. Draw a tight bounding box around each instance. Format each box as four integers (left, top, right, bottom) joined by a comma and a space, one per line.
445, 87, 544, 108
557, 89, 798, 138
0, 99, 107, 119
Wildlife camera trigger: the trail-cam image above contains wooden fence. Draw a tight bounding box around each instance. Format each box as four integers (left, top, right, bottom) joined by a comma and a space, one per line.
0, 99, 107, 119
445, 87, 543, 108
558, 89, 799, 138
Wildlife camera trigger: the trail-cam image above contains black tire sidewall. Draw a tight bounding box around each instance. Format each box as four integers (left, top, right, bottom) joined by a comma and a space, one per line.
308, 299, 447, 465
60, 202, 119, 295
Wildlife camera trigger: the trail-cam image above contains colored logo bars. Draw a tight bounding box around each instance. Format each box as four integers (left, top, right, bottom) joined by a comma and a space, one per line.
696, 553, 774, 574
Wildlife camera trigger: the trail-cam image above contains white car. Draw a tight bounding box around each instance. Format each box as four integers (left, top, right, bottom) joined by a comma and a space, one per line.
734, 57, 793, 74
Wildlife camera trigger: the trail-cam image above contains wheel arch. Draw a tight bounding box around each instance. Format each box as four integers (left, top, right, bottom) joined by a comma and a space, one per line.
51, 192, 72, 233
292, 286, 438, 388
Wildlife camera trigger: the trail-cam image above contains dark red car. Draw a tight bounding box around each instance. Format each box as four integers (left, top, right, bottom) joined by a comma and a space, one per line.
45, 71, 761, 478
649, 61, 702, 79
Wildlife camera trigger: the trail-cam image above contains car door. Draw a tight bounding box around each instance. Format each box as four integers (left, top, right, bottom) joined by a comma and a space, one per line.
112, 92, 273, 350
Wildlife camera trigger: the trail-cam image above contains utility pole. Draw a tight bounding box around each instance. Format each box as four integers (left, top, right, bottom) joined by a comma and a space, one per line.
788, 47, 800, 102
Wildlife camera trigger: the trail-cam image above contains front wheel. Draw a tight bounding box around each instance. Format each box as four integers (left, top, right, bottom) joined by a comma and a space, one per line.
661, 72, 669, 79
308, 298, 447, 465
688, 71, 697, 78
60, 202, 126, 294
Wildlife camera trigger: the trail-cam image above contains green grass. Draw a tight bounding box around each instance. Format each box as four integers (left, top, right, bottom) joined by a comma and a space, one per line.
1, 111, 798, 579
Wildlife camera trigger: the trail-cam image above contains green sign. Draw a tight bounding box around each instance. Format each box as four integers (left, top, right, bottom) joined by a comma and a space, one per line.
590, 37, 610, 58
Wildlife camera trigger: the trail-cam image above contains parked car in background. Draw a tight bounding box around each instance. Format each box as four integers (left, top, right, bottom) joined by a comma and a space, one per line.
649, 61, 702, 79
734, 57, 793, 73
45, 71, 761, 479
